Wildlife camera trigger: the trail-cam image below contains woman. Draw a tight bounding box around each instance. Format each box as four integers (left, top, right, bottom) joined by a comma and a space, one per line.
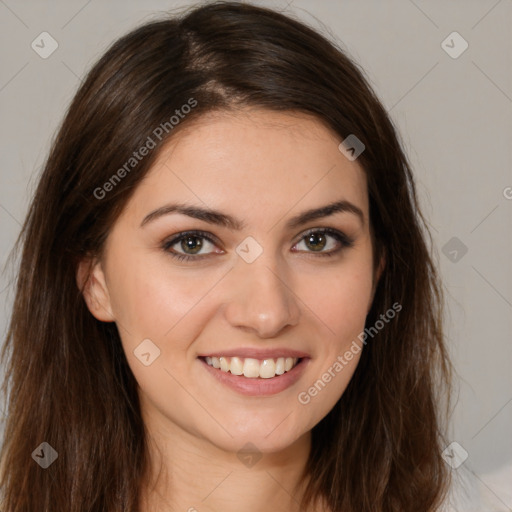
0, 2, 453, 510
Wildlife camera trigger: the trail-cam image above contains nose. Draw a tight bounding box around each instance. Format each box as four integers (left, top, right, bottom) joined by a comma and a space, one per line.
223, 255, 301, 338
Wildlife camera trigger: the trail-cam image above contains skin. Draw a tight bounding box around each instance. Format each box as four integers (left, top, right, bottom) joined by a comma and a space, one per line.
79, 109, 384, 512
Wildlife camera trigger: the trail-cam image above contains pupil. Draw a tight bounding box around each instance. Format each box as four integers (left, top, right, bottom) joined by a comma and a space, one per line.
182, 236, 202, 254
306, 233, 326, 251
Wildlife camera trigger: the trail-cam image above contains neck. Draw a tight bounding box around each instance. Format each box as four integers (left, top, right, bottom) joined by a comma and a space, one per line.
138, 419, 318, 512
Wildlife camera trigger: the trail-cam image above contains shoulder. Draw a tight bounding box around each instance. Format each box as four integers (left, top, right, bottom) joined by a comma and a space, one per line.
440, 462, 512, 511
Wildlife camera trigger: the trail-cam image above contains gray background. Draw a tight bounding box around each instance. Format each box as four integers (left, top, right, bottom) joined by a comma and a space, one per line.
1, 0, 511, 509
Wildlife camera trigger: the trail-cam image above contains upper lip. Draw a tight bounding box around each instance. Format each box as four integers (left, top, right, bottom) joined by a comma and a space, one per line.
198, 348, 310, 359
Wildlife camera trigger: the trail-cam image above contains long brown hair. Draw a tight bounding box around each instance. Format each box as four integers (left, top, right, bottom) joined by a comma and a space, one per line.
0, 2, 452, 510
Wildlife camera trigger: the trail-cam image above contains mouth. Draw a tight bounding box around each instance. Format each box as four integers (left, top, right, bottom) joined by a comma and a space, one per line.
198, 354, 310, 396
199, 355, 302, 379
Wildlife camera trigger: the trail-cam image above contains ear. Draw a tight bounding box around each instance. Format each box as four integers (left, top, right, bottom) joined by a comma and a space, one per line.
76, 256, 115, 322
368, 250, 386, 313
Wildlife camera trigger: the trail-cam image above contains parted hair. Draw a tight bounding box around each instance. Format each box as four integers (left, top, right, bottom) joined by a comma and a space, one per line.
0, 2, 452, 510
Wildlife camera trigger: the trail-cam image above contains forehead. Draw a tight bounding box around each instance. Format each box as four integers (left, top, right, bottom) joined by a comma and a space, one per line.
125, 109, 369, 227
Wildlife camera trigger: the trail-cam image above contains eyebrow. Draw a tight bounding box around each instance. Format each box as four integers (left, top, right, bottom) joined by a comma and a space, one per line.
140, 199, 365, 230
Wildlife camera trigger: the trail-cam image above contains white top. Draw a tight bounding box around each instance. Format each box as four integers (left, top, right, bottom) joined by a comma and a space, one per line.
441, 462, 512, 511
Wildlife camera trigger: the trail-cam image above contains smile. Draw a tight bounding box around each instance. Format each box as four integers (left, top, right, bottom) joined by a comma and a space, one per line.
203, 356, 300, 379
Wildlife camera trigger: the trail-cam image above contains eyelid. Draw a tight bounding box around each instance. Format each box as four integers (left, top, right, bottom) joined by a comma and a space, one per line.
163, 230, 222, 248
162, 227, 354, 261
292, 226, 354, 247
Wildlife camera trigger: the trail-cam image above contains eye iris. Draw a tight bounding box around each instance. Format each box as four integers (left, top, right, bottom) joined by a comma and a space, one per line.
305, 232, 326, 251
181, 236, 203, 254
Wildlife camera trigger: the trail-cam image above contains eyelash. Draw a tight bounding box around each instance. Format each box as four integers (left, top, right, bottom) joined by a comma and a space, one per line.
162, 228, 354, 263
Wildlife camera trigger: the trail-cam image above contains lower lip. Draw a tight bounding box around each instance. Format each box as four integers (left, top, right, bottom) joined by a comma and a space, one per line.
199, 357, 310, 396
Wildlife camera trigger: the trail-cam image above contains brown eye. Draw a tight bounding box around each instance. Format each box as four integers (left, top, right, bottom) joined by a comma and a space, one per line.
181, 235, 204, 254
304, 232, 327, 252
163, 231, 221, 261
293, 228, 354, 256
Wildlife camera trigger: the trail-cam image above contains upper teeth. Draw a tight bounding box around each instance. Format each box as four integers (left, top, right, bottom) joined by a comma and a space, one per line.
204, 356, 299, 379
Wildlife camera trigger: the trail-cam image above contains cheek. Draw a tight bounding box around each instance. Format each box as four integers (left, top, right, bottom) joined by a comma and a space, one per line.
106, 250, 210, 339
303, 261, 374, 341
294, 263, 371, 420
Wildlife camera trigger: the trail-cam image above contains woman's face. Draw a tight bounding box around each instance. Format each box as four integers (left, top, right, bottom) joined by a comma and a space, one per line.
82, 109, 381, 455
